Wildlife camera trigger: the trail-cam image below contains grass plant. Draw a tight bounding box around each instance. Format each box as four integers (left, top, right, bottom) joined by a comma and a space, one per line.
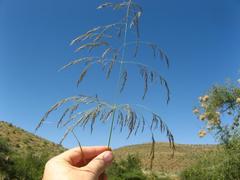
36, 0, 175, 168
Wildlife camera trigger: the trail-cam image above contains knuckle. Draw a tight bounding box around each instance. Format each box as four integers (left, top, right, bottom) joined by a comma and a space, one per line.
45, 157, 57, 169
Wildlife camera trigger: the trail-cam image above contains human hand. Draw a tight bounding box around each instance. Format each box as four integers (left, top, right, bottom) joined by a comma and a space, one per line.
42, 146, 113, 180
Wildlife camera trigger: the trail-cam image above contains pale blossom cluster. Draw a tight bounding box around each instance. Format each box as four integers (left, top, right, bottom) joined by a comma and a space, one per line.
198, 129, 207, 138
193, 95, 221, 137
198, 95, 209, 103
194, 78, 240, 138
236, 97, 240, 104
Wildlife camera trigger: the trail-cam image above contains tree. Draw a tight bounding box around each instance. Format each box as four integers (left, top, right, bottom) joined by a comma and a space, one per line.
181, 79, 240, 180
193, 79, 240, 143
36, 0, 175, 168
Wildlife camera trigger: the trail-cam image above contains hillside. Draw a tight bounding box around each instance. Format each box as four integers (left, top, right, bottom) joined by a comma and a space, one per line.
0, 121, 64, 156
0, 121, 67, 179
114, 142, 217, 175
0, 121, 217, 178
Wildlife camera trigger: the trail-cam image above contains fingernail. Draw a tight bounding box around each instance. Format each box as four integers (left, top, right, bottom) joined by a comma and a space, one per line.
103, 151, 113, 163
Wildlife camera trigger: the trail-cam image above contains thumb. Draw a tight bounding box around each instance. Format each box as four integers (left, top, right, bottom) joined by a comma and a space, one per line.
83, 151, 113, 177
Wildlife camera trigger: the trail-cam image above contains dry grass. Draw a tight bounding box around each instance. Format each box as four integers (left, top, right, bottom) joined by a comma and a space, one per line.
113, 142, 217, 175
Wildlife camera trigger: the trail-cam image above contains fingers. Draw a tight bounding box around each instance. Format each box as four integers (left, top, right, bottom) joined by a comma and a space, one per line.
55, 146, 113, 179
57, 146, 110, 166
82, 151, 113, 178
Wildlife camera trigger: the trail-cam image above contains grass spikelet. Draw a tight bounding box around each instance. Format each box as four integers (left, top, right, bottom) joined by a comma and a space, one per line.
134, 119, 141, 135
140, 67, 148, 99
117, 110, 124, 132
126, 109, 137, 138
58, 57, 94, 71
101, 48, 112, 59
69, 104, 79, 119
158, 48, 170, 68
97, 2, 113, 9
57, 108, 70, 128
164, 54, 170, 68
97, 2, 129, 11
130, 11, 141, 38
36, 96, 79, 131
90, 106, 101, 133
120, 70, 128, 92
133, 40, 140, 57
103, 109, 115, 123
70, 26, 101, 45
151, 113, 159, 130
117, 26, 123, 38
150, 71, 154, 83
160, 76, 170, 104
149, 44, 157, 57
141, 115, 145, 132
77, 63, 92, 86
75, 42, 109, 53
106, 60, 115, 79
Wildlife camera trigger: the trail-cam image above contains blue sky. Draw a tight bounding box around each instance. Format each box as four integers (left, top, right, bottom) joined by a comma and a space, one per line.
0, 0, 240, 149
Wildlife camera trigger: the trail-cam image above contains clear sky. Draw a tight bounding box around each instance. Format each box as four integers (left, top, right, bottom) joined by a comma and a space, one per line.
1, 0, 240, 149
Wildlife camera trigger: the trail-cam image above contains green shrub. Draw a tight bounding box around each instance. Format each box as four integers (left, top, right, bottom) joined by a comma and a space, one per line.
0, 137, 50, 180
0, 137, 10, 153
9, 152, 49, 180
107, 154, 163, 180
107, 154, 147, 180
0, 138, 12, 175
1, 151, 50, 180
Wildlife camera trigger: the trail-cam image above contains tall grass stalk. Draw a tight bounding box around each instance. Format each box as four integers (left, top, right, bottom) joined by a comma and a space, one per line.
36, 0, 175, 169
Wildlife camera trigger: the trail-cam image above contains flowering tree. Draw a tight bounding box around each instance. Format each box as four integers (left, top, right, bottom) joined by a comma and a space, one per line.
193, 79, 240, 143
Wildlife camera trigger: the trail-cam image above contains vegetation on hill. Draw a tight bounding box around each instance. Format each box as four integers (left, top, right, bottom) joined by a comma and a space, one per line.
181, 136, 240, 180
0, 121, 64, 179
0, 121, 64, 155
3, 119, 239, 180
107, 154, 149, 180
0, 121, 218, 179
114, 142, 216, 174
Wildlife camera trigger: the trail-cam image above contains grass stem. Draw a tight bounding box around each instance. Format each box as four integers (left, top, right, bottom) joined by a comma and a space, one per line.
107, 110, 116, 148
